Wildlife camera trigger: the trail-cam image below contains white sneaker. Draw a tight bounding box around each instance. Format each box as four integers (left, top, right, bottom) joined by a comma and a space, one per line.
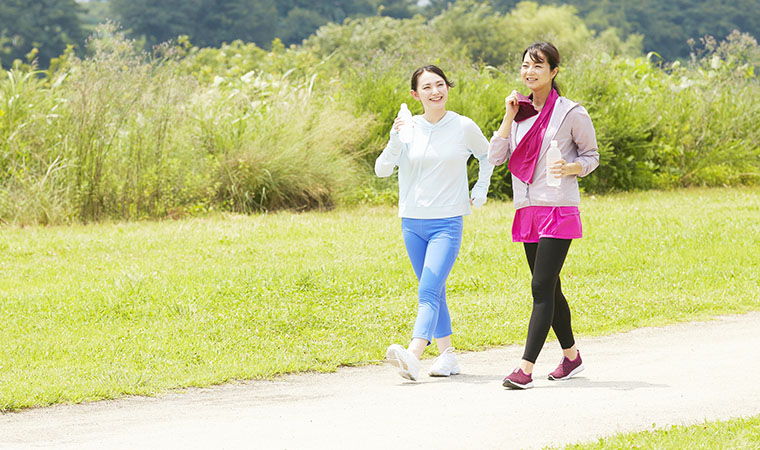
428, 347, 461, 377
385, 344, 421, 381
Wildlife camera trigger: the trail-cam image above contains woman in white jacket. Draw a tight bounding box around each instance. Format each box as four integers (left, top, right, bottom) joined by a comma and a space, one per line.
376, 65, 494, 381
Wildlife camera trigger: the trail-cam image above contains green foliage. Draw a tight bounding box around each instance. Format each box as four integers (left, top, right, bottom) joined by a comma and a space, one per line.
428, 0, 760, 61
277, 8, 330, 46
562, 52, 661, 191
5, 0, 760, 71
200, 72, 373, 212
650, 33, 760, 187
432, 1, 594, 67
0, 23, 373, 224
176, 38, 328, 85
0, 68, 71, 224
109, 0, 200, 48
110, 0, 278, 49
0, 0, 85, 69
561, 32, 760, 192
194, 0, 278, 50
526, 0, 760, 61
77, 0, 112, 34
305, 15, 452, 69
106, 0, 418, 49
1, 8, 760, 224
59, 28, 201, 222
378, 0, 418, 19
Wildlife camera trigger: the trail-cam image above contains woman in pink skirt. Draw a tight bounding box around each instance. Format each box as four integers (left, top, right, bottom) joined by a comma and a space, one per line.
488, 42, 600, 389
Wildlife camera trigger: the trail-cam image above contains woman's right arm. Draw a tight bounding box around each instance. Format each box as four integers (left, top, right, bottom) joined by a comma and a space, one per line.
488, 134, 512, 166
488, 91, 520, 166
375, 118, 405, 177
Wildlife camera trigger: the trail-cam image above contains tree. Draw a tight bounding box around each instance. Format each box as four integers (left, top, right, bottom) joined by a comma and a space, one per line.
549, 0, 760, 60
110, 0, 278, 49
488, 0, 522, 13
110, 0, 203, 48
0, 0, 85, 68
378, 0, 418, 19
194, 0, 278, 48
78, 0, 115, 34
278, 8, 330, 46
275, 0, 412, 47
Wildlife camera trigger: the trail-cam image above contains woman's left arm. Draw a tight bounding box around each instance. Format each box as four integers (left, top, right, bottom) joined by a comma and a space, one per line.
568, 106, 600, 177
463, 118, 495, 206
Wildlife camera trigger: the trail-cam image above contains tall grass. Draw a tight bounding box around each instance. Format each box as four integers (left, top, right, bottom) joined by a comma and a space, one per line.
563, 32, 760, 192
1, 9, 759, 225
0, 25, 373, 224
61, 28, 202, 222
210, 80, 373, 212
0, 68, 70, 225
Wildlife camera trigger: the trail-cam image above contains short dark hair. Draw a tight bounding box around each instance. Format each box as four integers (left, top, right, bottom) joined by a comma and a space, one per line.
410, 65, 455, 91
523, 42, 561, 95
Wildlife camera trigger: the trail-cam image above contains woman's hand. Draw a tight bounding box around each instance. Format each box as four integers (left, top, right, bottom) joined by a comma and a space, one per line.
392, 117, 404, 133
549, 160, 582, 178
504, 90, 520, 119
495, 91, 521, 139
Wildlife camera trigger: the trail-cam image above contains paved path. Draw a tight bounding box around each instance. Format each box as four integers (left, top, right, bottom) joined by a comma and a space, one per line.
2, 313, 760, 450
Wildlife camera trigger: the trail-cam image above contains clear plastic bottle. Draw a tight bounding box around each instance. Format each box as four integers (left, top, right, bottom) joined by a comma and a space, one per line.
397, 103, 414, 144
546, 140, 561, 187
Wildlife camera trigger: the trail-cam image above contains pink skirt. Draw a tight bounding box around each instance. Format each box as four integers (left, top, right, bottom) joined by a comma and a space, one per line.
512, 206, 583, 243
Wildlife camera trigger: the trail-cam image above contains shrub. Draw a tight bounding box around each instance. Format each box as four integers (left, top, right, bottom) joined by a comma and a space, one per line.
203, 72, 373, 212
1, 10, 758, 225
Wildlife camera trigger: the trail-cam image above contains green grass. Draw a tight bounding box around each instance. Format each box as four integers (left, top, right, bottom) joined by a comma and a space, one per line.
553, 414, 760, 449
0, 187, 759, 410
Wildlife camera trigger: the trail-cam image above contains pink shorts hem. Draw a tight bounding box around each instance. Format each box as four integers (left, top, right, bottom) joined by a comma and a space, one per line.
512, 206, 583, 243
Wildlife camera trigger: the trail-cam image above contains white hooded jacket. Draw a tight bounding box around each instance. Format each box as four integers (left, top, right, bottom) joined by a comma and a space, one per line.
375, 111, 494, 219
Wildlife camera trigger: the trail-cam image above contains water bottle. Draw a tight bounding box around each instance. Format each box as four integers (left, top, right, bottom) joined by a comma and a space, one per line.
546, 140, 561, 187
397, 103, 414, 144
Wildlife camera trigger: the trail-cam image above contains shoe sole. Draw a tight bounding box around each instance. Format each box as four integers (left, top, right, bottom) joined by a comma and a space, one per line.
502, 378, 534, 389
386, 347, 417, 381
548, 363, 585, 381
429, 365, 461, 377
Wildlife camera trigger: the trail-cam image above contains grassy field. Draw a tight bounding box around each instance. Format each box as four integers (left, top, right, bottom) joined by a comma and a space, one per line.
0, 187, 759, 410
555, 414, 760, 449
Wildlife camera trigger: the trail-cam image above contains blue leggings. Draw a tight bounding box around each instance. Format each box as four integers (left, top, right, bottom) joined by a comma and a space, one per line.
401, 216, 463, 344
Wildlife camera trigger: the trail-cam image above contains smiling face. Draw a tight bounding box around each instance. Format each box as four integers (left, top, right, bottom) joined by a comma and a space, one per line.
521, 50, 558, 93
410, 70, 449, 112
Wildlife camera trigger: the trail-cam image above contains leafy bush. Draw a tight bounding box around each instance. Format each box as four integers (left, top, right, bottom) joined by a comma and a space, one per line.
562, 53, 660, 192
432, 1, 594, 67
204, 73, 373, 212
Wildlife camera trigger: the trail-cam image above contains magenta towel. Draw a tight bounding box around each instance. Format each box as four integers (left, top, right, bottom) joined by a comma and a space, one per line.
514, 92, 538, 122
508, 89, 558, 184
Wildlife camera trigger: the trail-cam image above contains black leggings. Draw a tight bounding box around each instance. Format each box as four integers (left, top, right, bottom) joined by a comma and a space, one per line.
522, 238, 575, 363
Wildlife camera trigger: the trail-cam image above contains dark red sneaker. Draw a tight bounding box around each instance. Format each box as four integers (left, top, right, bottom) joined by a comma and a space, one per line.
502, 368, 534, 389
548, 352, 584, 380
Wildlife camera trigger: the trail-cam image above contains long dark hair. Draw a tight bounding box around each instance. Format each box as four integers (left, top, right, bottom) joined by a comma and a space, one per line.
410, 65, 455, 91
522, 42, 561, 95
